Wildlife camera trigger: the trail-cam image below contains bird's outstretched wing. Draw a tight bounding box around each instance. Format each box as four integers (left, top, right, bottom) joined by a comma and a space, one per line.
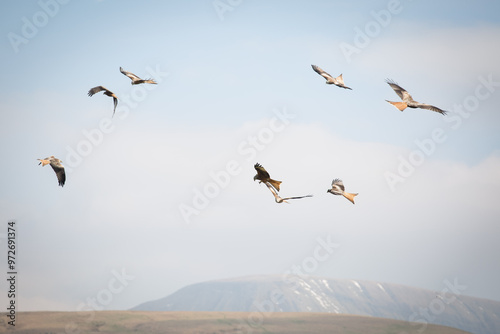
137, 79, 157, 84
283, 194, 313, 201
112, 97, 118, 116
331, 178, 345, 191
50, 160, 66, 187
312, 65, 333, 81
386, 79, 413, 101
120, 67, 141, 81
413, 103, 448, 115
88, 86, 110, 97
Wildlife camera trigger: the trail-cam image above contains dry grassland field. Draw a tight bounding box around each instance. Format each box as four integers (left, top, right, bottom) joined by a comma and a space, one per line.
0, 311, 471, 334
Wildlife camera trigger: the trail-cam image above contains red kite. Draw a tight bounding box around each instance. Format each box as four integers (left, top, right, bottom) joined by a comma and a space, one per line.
327, 179, 357, 204
120, 67, 157, 85
253, 163, 282, 192
38, 156, 65, 187
385, 79, 447, 115
312, 65, 352, 90
88, 86, 118, 117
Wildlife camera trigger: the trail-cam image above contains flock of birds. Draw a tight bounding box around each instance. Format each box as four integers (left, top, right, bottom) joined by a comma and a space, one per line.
37, 66, 158, 186
87, 67, 158, 117
311, 65, 448, 115
38, 64, 449, 205
250, 65, 447, 204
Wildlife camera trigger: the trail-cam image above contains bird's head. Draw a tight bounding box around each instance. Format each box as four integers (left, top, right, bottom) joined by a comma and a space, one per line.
327, 188, 339, 195
253, 175, 258, 181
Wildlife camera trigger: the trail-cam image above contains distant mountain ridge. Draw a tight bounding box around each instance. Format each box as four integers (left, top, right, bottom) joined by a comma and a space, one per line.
132, 275, 500, 334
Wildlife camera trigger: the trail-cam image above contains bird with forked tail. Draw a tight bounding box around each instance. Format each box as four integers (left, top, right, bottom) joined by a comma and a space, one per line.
327, 179, 358, 204
253, 163, 282, 192
311, 64, 352, 90
120, 67, 157, 85
385, 79, 448, 115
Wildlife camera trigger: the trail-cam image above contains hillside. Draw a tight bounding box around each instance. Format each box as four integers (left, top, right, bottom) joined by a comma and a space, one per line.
0, 311, 471, 334
132, 275, 500, 334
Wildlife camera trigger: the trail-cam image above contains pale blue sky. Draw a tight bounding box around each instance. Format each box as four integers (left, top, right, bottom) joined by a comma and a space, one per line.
0, 0, 499, 312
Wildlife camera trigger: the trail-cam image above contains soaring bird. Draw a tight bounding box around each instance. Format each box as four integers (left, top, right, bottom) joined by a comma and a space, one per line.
327, 179, 358, 204
385, 79, 447, 115
38, 156, 65, 187
120, 67, 157, 85
88, 86, 118, 117
311, 65, 352, 90
253, 163, 282, 192
264, 182, 312, 204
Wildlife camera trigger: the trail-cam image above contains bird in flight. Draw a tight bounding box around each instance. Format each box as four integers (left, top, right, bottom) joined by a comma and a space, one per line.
264, 182, 312, 204
327, 179, 358, 204
38, 156, 65, 187
311, 65, 352, 90
88, 86, 119, 117
385, 79, 447, 115
254, 163, 282, 192
120, 67, 157, 85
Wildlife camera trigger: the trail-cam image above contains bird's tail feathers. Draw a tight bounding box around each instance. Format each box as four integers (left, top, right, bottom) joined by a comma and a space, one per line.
386, 100, 407, 111
38, 159, 49, 166
268, 179, 282, 192
343, 192, 358, 204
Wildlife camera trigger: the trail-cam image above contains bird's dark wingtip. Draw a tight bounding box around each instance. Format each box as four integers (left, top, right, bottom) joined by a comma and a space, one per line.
385, 78, 396, 85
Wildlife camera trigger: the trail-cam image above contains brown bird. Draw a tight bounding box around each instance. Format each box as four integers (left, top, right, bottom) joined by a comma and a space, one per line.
311, 65, 352, 90
385, 79, 447, 115
38, 156, 65, 187
253, 163, 282, 192
88, 86, 118, 117
120, 67, 157, 85
327, 179, 357, 204
264, 182, 312, 204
